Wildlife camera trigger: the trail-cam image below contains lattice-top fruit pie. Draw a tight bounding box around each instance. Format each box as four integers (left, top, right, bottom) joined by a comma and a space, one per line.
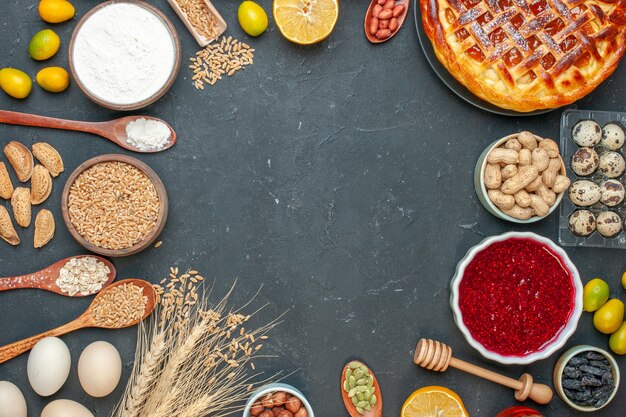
420, 0, 626, 112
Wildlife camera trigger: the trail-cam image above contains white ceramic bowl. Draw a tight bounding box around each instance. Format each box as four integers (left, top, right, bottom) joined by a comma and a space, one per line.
69, 1, 181, 111
243, 383, 314, 417
553, 345, 620, 412
475, 133, 566, 223
451, 232, 583, 365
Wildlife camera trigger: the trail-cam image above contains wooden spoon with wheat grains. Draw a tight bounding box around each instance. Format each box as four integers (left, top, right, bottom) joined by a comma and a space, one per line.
0, 279, 156, 364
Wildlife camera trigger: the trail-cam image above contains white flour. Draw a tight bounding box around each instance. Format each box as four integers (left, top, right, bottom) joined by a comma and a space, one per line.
125, 118, 171, 151
72, 3, 175, 105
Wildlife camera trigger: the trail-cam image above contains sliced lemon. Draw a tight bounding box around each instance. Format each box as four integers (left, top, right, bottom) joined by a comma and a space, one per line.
273, 0, 339, 45
401, 386, 469, 417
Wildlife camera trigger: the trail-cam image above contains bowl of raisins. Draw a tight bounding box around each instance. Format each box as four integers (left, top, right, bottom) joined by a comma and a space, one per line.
553, 345, 620, 412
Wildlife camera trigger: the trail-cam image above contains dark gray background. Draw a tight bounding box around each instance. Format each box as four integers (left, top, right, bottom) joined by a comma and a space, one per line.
1, 1, 625, 416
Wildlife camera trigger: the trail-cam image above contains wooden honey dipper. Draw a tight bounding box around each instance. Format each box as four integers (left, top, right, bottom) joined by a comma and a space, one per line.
413, 338, 553, 404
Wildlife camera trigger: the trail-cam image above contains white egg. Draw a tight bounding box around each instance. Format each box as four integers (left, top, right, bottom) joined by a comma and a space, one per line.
41, 400, 94, 417
0, 381, 27, 417
78, 341, 122, 397
27, 337, 71, 396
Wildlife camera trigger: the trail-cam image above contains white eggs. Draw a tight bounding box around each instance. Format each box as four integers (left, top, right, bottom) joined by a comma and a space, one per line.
0, 381, 27, 417
78, 341, 122, 397
27, 337, 71, 396
41, 400, 94, 417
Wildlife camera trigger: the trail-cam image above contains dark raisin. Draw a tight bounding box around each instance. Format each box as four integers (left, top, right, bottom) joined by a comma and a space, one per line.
592, 388, 605, 400
585, 352, 605, 361
562, 379, 584, 390
579, 365, 605, 376
590, 360, 611, 370
595, 395, 610, 407
581, 376, 603, 387
572, 389, 593, 404
568, 356, 588, 366
564, 366, 581, 379
602, 371, 614, 386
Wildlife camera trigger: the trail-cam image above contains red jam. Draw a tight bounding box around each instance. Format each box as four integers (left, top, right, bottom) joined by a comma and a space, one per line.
458, 238, 575, 357
495, 406, 543, 417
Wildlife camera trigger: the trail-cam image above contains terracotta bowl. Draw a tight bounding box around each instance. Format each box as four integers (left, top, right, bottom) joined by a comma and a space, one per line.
450, 231, 583, 365
61, 154, 168, 257
68, 0, 181, 111
475, 133, 566, 223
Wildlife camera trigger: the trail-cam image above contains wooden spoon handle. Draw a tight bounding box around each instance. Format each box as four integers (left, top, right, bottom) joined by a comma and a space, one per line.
449, 358, 552, 404
0, 110, 108, 136
0, 274, 42, 292
0, 317, 87, 364
449, 357, 521, 389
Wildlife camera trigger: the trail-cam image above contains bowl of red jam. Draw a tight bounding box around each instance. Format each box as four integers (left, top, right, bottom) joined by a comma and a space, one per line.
451, 232, 583, 365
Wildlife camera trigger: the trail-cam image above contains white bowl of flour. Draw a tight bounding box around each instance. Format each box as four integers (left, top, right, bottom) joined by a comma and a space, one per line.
69, 1, 180, 110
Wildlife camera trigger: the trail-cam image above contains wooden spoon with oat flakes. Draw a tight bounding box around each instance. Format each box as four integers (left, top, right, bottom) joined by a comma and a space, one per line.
0, 255, 116, 297
0, 279, 156, 364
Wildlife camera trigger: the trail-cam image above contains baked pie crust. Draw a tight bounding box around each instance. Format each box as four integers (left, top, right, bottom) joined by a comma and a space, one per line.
420, 0, 626, 112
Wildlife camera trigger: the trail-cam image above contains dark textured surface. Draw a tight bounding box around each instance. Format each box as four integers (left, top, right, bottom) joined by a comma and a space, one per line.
1, 1, 625, 416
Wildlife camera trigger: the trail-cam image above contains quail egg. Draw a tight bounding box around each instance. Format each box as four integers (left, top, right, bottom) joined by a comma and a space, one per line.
600, 180, 625, 207
596, 211, 622, 237
571, 147, 599, 176
598, 151, 625, 178
569, 210, 596, 236
569, 180, 601, 206
601, 123, 625, 150
573, 120, 602, 147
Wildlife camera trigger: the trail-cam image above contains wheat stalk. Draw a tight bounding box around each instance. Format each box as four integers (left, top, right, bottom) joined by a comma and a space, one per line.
112, 269, 282, 417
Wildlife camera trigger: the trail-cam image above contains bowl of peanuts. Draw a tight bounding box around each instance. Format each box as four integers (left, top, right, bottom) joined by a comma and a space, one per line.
244, 383, 313, 417
475, 131, 570, 223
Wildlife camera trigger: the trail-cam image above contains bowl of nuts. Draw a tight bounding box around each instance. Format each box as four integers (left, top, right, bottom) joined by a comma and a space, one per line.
475, 132, 570, 223
244, 383, 313, 417
553, 345, 620, 412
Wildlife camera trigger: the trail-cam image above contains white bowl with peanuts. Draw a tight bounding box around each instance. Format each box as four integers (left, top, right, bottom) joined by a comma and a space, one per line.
475, 131, 570, 223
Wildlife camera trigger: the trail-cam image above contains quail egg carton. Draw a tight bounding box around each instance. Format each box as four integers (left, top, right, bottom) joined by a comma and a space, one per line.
559, 109, 626, 248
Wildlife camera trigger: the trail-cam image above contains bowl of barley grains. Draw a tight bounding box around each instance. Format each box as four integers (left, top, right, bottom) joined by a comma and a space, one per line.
62, 154, 168, 257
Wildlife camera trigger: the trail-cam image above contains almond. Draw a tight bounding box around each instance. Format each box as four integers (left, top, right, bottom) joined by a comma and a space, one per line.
34, 209, 55, 248
11, 187, 31, 227
0, 162, 14, 199
0, 205, 19, 245
31, 164, 52, 205
4, 141, 33, 182
32, 142, 64, 177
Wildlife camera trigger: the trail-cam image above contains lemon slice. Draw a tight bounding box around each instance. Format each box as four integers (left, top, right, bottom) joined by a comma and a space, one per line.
273, 0, 339, 45
401, 386, 469, 417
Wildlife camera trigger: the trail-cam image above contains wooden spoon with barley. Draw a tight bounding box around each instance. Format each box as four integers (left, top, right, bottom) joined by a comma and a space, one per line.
0, 255, 116, 297
0, 279, 156, 364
